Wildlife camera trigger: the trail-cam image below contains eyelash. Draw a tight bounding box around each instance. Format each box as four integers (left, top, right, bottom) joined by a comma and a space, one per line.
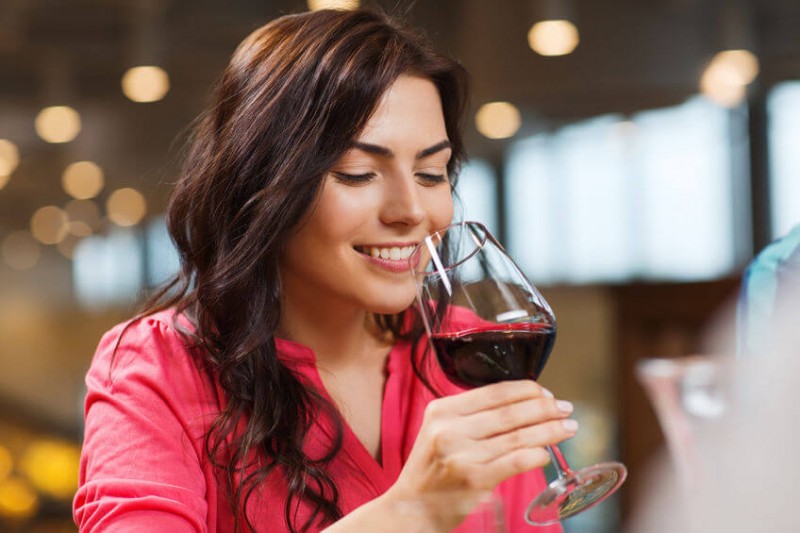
417, 173, 447, 185
332, 172, 375, 184
332, 172, 447, 185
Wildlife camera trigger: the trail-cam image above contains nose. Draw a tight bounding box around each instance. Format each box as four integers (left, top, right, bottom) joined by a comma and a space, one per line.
379, 172, 426, 227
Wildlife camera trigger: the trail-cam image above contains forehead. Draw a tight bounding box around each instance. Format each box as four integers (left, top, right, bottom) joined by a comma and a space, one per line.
356, 75, 447, 144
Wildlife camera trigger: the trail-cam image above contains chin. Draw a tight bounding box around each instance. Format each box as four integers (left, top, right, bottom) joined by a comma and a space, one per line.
366, 290, 417, 316
360, 279, 417, 315
368, 300, 415, 316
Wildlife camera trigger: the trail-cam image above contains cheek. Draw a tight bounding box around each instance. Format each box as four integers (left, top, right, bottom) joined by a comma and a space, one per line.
309, 185, 374, 240
426, 187, 455, 228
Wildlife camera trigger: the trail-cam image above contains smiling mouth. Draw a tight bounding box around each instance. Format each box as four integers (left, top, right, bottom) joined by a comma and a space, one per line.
354, 245, 416, 261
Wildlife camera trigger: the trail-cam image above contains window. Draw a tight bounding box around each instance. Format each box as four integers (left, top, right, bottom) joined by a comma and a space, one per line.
73, 217, 180, 308
454, 159, 498, 235
73, 228, 143, 308
506, 96, 735, 283
634, 97, 734, 278
768, 81, 800, 238
145, 218, 181, 287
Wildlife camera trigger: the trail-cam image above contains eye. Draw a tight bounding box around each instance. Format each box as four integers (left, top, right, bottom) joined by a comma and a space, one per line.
332, 171, 376, 185
416, 172, 447, 186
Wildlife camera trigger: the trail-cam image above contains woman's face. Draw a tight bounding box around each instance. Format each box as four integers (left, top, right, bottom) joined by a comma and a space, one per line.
280, 75, 454, 316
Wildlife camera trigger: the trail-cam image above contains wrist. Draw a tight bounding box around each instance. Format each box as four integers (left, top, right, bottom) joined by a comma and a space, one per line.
379, 487, 482, 533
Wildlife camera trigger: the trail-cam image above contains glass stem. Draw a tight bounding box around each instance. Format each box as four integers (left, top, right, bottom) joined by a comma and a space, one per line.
546, 445, 571, 480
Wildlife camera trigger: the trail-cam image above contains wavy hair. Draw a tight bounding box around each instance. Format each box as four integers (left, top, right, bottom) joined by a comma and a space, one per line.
140, 8, 468, 532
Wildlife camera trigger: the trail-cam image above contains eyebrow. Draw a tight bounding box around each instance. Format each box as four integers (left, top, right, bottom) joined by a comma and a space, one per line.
350, 139, 452, 159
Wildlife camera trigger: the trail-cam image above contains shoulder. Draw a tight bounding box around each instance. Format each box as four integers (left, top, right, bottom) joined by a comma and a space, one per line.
86, 309, 210, 398
82, 308, 221, 456
77, 310, 218, 532
100, 308, 194, 350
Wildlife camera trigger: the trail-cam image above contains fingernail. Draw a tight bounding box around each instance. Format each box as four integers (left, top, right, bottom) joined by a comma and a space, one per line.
562, 419, 579, 433
541, 387, 554, 399
556, 400, 573, 414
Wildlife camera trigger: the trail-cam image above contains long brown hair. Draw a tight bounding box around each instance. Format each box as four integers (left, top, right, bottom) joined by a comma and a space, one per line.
141, 8, 468, 532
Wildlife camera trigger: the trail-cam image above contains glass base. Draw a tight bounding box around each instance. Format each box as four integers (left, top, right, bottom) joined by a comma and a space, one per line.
524, 462, 627, 525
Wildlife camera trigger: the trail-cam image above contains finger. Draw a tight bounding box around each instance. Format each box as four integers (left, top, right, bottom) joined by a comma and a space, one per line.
435, 380, 552, 416
475, 447, 553, 489
451, 418, 579, 466
484, 418, 578, 459
467, 397, 574, 440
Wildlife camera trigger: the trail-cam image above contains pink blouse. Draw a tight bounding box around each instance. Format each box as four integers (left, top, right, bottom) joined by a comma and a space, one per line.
73, 310, 563, 532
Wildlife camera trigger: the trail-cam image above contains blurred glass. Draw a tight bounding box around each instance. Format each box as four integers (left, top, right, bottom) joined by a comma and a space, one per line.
636, 355, 733, 489
634, 354, 730, 532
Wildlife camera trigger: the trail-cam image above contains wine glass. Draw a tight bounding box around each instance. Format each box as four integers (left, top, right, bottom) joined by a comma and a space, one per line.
409, 221, 627, 525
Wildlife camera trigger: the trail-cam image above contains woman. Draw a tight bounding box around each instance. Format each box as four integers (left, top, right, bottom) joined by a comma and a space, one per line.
73, 8, 575, 532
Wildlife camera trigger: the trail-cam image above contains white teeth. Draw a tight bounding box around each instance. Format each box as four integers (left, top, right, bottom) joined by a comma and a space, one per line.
362, 245, 415, 261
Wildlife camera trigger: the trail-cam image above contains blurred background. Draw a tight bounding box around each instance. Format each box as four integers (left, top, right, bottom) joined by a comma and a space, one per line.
1, 0, 799, 531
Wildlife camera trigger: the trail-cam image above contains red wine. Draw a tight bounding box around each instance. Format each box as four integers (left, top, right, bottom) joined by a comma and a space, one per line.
431, 324, 556, 388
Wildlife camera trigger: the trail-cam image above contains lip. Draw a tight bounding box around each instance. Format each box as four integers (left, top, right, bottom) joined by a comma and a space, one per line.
356, 241, 419, 249
354, 242, 421, 273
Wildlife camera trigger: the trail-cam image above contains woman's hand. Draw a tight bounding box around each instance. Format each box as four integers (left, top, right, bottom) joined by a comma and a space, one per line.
323, 381, 576, 533
384, 380, 577, 529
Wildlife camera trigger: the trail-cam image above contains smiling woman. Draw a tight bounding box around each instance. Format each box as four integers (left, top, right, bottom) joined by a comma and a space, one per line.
280, 76, 454, 319
73, 8, 572, 533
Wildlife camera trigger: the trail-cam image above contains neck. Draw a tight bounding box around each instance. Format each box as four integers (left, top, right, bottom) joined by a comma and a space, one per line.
277, 291, 392, 369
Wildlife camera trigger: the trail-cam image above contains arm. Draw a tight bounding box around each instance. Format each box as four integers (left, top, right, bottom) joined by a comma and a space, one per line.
74, 318, 212, 532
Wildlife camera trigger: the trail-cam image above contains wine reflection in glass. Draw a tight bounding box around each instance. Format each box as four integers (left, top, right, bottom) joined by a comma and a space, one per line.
409, 221, 627, 525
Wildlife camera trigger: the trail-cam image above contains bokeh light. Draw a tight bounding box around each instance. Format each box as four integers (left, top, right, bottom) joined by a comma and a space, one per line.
34, 105, 82, 143
30, 206, 69, 245
0, 477, 38, 519
475, 101, 522, 139
0, 139, 20, 186
121, 66, 171, 103
106, 187, 147, 227
0, 446, 12, 480
710, 49, 759, 86
2, 232, 41, 270
307, 0, 359, 10
528, 19, 580, 57
57, 234, 81, 259
65, 199, 102, 230
700, 49, 760, 107
67, 221, 93, 238
19, 440, 80, 499
62, 161, 105, 200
